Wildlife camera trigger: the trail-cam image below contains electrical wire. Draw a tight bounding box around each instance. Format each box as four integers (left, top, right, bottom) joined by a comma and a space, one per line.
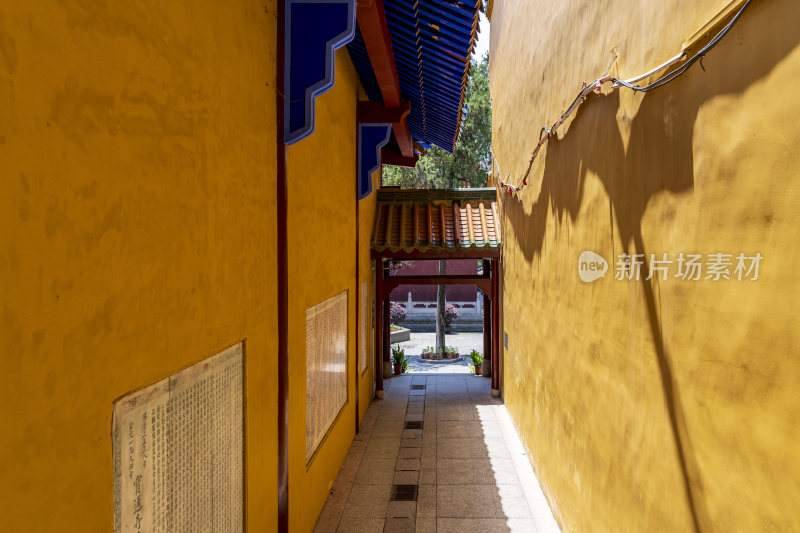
495, 0, 752, 196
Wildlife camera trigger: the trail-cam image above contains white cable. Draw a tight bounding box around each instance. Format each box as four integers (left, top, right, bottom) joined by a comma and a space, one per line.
616, 51, 687, 86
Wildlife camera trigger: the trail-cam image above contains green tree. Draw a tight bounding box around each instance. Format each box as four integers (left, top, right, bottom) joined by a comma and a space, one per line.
383, 53, 491, 188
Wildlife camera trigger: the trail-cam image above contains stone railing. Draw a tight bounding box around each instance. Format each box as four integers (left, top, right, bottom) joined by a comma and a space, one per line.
392, 292, 484, 332
396, 291, 483, 320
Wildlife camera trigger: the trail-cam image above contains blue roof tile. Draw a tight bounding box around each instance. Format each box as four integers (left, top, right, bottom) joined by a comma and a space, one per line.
347, 0, 480, 153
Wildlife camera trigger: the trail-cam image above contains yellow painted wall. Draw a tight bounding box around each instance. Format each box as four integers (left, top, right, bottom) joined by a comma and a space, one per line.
287, 48, 379, 533
359, 169, 381, 422
490, 0, 800, 531
0, 0, 279, 531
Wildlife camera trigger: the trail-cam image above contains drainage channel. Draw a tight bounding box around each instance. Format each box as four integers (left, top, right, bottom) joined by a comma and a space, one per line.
386, 380, 427, 529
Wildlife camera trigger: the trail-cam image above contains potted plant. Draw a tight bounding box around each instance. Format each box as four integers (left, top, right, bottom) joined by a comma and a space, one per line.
421, 346, 434, 360
391, 346, 407, 374
446, 346, 459, 359
469, 350, 484, 375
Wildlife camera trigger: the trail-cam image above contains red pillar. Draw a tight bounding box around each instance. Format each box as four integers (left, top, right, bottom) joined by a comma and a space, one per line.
375, 261, 384, 396
491, 258, 500, 395
383, 297, 391, 365
483, 292, 491, 363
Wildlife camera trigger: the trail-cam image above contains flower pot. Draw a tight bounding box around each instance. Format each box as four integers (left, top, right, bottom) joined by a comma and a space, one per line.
393, 364, 402, 374
474, 365, 482, 376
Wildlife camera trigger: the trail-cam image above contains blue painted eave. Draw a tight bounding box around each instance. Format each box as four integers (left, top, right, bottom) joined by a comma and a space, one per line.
346, 0, 480, 153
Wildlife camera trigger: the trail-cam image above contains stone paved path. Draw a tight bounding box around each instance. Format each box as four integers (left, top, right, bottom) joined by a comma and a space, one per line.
394, 332, 484, 356
312, 375, 561, 533
395, 332, 484, 374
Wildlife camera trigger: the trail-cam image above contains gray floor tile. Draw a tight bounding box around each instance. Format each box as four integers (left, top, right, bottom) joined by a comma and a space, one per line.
420, 453, 437, 469
419, 468, 436, 485
417, 484, 437, 517
402, 428, 423, 439
399, 447, 422, 459
401, 436, 423, 448
437, 458, 520, 485
436, 409, 475, 421
336, 518, 386, 533
364, 437, 401, 459
437, 484, 498, 518
396, 457, 421, 471
383, 517, 416, 533
392, 470, 420, 485
437, 518, 539, 532
386, 501, 416, 518
438, 420, 502, 438
437, 438, 491, 459
372, 423, 405, 438
342, 484, 392, 518
415, 517, 436, 533
355, 458, 397, 484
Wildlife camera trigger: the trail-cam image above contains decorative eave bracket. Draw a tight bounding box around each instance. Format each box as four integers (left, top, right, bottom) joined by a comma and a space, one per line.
358, 123, 392, 199
284, 0, 357, 144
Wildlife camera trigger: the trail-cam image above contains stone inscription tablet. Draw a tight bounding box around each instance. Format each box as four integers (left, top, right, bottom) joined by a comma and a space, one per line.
113, 343, 244, 533
306, 291, 348, 463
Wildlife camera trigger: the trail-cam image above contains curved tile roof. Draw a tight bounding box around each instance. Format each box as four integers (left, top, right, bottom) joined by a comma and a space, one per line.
348, 0, 481, 153
371, 188, 501, 255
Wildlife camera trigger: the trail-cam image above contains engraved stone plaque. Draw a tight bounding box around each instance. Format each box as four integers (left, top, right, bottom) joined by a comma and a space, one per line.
306, 291, 348, 463
113, 343, 244, 533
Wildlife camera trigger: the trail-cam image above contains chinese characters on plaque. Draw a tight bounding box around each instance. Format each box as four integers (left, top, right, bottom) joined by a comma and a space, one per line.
306, 291, 348, 463
112, 343, 244, 533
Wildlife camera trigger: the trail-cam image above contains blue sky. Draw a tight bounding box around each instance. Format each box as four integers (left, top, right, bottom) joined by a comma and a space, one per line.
472, 10, 490, 61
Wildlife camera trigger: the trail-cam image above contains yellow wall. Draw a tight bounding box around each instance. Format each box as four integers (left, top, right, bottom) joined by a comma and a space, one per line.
0, 1, 279, 530
0, 3, 380, 531
359, 167, 381, 423
286, 48, 378, 533
490, 0, 800, 531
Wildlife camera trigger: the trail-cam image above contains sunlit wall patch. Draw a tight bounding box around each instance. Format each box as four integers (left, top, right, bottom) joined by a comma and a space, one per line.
284, 0, 356, 144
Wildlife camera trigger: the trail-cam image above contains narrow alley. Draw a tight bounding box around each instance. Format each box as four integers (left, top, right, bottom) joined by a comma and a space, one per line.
313, 375, 560, 533
3, 0, 799, 531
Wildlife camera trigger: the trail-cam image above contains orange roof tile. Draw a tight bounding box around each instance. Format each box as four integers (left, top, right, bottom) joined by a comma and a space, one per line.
371, 188, 501, 255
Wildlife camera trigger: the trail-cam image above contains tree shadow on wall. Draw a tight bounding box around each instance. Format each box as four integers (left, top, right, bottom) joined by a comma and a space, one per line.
504, 1, 799, 531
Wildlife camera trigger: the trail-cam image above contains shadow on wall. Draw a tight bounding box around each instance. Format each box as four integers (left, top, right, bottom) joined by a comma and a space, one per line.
504, 1, 799, 531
